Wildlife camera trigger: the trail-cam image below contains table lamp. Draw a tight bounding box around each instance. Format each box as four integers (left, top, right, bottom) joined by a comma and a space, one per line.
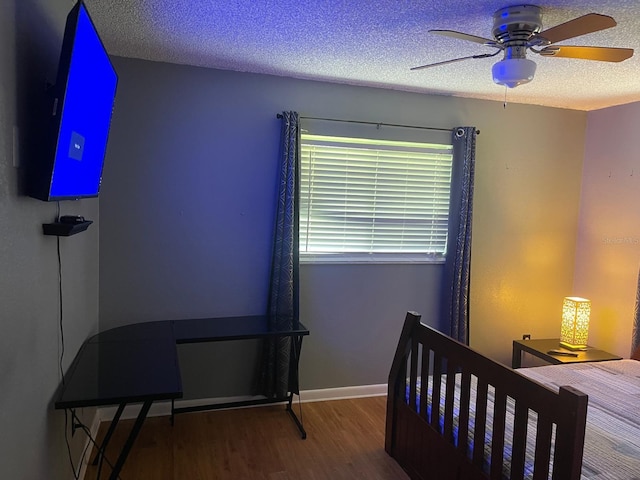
560, 297, 591, 350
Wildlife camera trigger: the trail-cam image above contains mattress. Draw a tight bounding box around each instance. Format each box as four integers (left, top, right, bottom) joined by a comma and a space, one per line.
520, 360, 640, 480
405, 360, 640, 480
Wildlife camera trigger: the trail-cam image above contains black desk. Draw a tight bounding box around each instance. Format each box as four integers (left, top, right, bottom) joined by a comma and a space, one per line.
55, 315, 309, 480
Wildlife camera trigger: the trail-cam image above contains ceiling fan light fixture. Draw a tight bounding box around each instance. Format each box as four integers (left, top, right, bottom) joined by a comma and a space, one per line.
492, 57, 537, 88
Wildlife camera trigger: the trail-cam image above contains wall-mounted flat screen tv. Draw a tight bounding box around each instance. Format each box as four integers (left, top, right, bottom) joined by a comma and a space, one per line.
28, 1, 118, 201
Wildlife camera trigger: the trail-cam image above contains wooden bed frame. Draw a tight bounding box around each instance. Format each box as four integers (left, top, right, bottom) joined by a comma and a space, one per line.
385, 312, 589, 480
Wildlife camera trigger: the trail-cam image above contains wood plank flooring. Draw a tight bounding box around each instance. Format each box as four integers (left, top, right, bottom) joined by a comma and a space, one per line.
84, 396, 409, 480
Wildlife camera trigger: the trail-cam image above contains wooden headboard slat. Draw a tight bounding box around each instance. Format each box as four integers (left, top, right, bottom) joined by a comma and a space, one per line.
532, 416, 553, 480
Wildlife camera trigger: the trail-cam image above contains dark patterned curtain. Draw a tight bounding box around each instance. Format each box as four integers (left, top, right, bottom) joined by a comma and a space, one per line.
441, 127, 477, 345
261, 111, 300, 398
633, 268, 640, 356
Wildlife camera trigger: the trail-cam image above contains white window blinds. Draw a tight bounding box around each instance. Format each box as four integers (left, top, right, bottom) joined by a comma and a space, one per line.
300, 134, 454, 258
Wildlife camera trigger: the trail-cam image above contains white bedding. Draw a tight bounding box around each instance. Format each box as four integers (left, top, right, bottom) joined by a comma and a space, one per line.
519, 360, 640, 480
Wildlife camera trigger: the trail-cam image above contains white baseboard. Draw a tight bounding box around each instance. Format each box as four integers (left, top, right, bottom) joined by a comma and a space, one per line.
97, 383, 387, 422
300, 383, 387, 403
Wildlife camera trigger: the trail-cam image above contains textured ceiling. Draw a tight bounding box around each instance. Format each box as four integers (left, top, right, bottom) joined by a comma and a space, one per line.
83, 0, 640, 111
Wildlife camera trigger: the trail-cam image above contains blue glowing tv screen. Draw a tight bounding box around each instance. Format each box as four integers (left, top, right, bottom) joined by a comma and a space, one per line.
29, 2, 117, 201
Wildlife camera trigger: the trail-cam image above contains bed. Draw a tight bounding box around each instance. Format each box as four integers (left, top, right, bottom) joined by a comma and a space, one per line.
385, 311, 640, 480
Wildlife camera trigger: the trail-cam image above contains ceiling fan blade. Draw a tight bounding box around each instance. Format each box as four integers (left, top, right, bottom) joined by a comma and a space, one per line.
411, 52, 500, 71
535, 13, 616, 45
539, 45, 634, 62
429, 29, 499, 47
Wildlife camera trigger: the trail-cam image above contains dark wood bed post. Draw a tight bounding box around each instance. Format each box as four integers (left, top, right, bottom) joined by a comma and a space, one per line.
385, 311, 421, 454
552, 386, 588, 480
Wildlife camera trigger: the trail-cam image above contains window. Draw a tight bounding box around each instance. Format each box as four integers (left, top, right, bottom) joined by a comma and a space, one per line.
300, 134, 454, 263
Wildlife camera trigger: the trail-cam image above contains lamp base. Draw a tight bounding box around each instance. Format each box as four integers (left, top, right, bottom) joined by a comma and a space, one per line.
559, 341, 588, 351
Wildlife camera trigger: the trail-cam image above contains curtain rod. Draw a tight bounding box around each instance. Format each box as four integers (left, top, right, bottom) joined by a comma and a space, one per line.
301, 116, 454, 133
276, 114, 479, 135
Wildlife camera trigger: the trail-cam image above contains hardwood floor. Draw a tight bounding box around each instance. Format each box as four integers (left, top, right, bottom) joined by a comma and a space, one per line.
84, 396, 409, 480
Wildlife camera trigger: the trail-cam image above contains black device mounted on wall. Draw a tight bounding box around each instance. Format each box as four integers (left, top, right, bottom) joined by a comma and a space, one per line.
43, 215, 93, 236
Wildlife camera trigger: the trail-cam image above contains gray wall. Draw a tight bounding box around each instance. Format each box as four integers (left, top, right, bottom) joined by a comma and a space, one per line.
1, 1, 100, 479
99, 58, 454, 398
100, 57, 587, 399
574, 101, 640, 357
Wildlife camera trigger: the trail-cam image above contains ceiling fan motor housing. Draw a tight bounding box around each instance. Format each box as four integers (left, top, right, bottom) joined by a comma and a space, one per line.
492, 5, 543, 42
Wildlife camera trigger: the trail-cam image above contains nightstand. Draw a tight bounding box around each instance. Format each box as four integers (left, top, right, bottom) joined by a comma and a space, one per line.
512, 338, 622, 369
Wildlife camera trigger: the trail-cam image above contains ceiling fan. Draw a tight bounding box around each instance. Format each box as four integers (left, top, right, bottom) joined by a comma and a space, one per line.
413, 5, 634, 88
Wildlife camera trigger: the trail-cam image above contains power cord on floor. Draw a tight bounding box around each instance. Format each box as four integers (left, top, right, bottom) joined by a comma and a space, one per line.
71, 411, 123, 480
64, 409, 80, 479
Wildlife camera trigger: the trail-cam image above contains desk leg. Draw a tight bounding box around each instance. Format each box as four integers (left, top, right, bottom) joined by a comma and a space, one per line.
286, 335, 306, 439
286, 395, 306, 439
107, 400, 152, 480
92, 403, 125, 466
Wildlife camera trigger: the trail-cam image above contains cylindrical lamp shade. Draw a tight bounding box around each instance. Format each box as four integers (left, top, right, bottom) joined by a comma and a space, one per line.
560, 297, 591, 350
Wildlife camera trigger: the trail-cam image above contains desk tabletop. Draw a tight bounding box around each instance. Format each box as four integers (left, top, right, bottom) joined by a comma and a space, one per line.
55, 315, 308, 410
55, 335, 182, 409
172, 315, 309, 343
87, 320, 175, 343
